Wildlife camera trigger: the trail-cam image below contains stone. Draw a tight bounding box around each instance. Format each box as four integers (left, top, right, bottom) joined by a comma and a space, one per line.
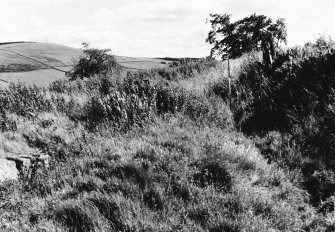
0, 159, 19, 182
0, 152, 50, 182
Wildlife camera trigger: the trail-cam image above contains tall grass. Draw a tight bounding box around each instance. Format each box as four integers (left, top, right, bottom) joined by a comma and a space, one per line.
0, 45, 332, 231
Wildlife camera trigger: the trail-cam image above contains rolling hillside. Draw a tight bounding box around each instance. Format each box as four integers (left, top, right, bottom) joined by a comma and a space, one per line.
0, 42, 81, 70
0, 42, 172, 86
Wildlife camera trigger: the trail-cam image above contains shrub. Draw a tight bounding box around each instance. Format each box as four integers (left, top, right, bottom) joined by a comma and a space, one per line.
67, 43, 121, 80
155, 57, 218, 80
0, 111, 17, 132
232, 37, 335, 134
227, 37, 335, 205
0, 83, 53, 115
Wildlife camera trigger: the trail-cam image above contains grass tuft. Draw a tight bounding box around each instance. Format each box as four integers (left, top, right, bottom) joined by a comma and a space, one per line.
143, 188, 164, 211
53, 200, 96, 232
194, 162, 232, 192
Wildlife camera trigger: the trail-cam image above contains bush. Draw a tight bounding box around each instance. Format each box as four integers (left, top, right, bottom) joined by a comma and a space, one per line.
233, 37, 335, 134
0, 83, 53, 115
67, 43, 121, 80
231, 37, 335, 205
155, 57, 218, 80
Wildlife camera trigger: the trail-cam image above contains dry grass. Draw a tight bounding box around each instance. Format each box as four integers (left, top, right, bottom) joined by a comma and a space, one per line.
0, 54, 330, 231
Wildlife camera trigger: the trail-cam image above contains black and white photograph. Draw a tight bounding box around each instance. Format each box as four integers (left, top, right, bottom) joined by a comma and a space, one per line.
0, 0, 335, 231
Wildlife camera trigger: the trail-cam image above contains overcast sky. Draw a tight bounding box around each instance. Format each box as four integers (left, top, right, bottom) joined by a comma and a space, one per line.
1, 0, 334, 57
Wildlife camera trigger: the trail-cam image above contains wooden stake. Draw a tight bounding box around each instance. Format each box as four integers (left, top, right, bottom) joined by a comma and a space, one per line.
228, 58, 231, 110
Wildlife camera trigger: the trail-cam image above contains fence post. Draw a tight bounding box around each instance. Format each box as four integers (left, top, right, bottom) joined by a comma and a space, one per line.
227, 58, 231, 110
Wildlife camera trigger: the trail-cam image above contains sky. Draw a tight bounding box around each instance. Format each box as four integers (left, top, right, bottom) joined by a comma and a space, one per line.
1, 0, 334, 57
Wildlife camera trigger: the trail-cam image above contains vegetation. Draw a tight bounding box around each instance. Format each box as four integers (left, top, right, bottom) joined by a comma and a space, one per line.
67, 43, 121, 80
1, 14, 335, 231
207, 13, 286, 66
211, 35, 335, 208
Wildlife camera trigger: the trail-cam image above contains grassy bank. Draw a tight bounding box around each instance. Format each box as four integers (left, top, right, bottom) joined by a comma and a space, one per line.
0, 52, 333, 231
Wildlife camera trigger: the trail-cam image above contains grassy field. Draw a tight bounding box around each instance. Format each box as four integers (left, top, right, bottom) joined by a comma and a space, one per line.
0, 67, 71, 87
0, 42, 172, 86
0, 42, 171, 70
116, 56, 170, 69
0, 54, 333, 231
0, 42, 81, 69
1, 40, 335, 231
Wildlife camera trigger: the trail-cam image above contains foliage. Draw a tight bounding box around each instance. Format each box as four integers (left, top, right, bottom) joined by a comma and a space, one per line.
1, 37, 333, 231
206, 13, 286, 65
225, 37, 335, 135
220, 36, 335, 206
0, 83, 53, 115
67, 43, 121, 80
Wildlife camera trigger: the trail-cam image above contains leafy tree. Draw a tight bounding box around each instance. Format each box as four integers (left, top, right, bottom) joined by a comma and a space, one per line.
206, 13, 287, 66
67, 43, 121, 80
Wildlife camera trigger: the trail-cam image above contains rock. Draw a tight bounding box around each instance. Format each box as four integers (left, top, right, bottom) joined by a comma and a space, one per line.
0, 152, 50, 182
0, 159, 19, 182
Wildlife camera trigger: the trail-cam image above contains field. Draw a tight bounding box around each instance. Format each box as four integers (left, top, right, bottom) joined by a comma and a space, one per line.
1, 40, 335, 231
0, 42, 81, 69
0, 67, 71, 87
116, 56, 170, 69
0, 42, 171, 87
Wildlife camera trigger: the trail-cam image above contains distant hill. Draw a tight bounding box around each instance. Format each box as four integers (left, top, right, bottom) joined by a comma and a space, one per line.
0, 42, 82, 72
0, 42, 173, 72
155, 57, 201, 62
0, 42, 195, 86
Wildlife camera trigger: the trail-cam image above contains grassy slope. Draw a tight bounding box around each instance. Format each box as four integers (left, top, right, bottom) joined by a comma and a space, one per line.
0, 42, 171, 69
117, 56, 170, 69
0, 42, 172, 87
0, 42, 81, 67
0, 61, 329, 231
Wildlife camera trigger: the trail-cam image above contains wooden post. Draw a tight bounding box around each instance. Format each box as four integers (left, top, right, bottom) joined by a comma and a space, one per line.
227, 58, 232, 110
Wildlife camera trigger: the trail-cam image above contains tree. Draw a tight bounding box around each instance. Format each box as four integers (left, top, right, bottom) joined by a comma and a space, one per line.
67, 43, 121, 80
206, 13, 287, 66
